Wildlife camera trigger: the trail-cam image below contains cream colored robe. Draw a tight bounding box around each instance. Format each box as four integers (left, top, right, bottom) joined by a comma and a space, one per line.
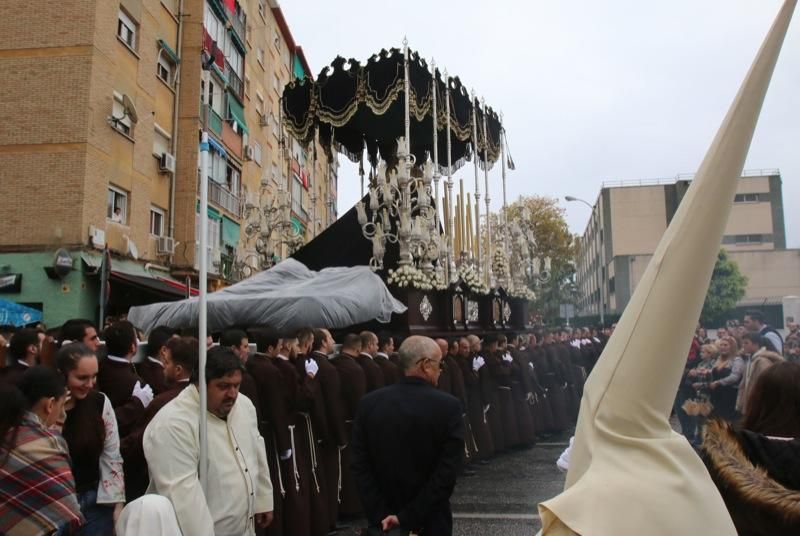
143, 385, 273, 536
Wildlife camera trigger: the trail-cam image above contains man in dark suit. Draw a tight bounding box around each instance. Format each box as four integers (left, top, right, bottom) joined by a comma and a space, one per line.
139, 325, 176, 395
356, 331, 385, 392
351, 336, 464, 536
374, 333, 401, 386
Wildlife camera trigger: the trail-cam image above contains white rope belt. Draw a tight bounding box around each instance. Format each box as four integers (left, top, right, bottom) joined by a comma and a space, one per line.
337, 447, 343, 504
288, 424, 300, 492
301, 413, 321, 494
272, 435, 286, 498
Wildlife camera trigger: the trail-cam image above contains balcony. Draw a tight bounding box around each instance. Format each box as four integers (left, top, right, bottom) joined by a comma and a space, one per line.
197, 173, 242, 217
201, 104, 224, 137
225, 61, 244, 102
202, 28, 225, 70
230, 12, 246, 44
209, 179, 242, 217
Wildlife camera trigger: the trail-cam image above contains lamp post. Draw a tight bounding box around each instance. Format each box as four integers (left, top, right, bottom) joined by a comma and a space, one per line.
565, 195, 605, 326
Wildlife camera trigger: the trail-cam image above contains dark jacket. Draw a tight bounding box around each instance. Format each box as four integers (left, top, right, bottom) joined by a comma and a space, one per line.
702, 420, 800, 535
351, 377, 465, 535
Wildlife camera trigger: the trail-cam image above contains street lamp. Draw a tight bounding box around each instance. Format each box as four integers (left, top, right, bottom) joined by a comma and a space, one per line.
565, 195, 605, 326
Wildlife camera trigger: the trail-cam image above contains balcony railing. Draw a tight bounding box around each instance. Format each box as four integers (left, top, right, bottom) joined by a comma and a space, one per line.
209, 179, 242, 216
201, 105, 224, 137
202, 28, 225, 70
197, 172, 243, 217
230, 13, 246, 43
225, 61, 244, 102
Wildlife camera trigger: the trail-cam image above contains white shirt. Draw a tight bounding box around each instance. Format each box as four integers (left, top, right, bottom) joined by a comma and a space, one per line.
376, 352, 389, 360
106, 354, 132, 364
359, 352, 374, 360
143, 385, 273, 536
147, 356, 164, 367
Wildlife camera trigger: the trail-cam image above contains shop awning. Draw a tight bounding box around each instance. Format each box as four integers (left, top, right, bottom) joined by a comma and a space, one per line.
81, 252, 198, 298
227, 94, 249, 134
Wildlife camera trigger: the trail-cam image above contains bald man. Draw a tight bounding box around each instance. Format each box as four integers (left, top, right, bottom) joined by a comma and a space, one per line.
351, 336, 464, 536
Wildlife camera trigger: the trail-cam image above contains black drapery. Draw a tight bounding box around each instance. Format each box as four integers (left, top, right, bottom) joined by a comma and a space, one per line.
282, 47, 503, 175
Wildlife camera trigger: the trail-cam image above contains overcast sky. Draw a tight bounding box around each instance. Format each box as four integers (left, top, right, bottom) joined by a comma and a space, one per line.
280, 0, 799, 247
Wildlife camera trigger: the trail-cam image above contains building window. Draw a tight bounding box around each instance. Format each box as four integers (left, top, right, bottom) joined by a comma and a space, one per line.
256, 92, 265, 115
117, 9, 137, 50
153, 124, 171, 157
150, 206, 165, 236
273, 28, 281, 51
273, 73, 281, 94
244, 74, 251, 97
111, 92, 133, 136
734, 193, 762, 203
226, 164, 241, 193
253, 141, 263, 166
272, 161, 280, 182
734, 234, 764, 244
258, 0, 266, 19
108, 185, 129, 224
257, 47, 264, 67
157, 53, 176, 85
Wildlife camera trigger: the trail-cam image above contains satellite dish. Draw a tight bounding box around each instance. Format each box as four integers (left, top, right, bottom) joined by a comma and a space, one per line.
122, 94, 139, 124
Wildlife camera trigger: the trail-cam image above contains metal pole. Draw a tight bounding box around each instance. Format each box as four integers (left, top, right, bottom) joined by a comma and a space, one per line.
431, 59, 441, 274
198, 67, 210, 492
311, 144, 317, 237
481, 98, 491, 286
500, 116, 508, 256
444, 69, 455, 280
471, 90, 481, 277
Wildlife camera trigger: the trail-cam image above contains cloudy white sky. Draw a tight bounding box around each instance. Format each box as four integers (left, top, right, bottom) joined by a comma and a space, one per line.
281, 0, 799, 246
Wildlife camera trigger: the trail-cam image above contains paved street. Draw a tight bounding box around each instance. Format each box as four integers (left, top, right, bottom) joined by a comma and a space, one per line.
340, 431, 572, 536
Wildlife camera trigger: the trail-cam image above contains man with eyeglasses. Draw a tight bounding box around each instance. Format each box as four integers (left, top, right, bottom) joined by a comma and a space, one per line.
351, 336, 464, 536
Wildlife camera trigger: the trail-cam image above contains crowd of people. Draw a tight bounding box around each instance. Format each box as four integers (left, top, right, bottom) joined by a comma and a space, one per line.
0, 316, 606, 536
674, 310, 797, 447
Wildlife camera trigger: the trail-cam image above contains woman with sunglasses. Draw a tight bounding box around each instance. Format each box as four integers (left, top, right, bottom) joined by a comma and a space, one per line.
55, 343, 125, 535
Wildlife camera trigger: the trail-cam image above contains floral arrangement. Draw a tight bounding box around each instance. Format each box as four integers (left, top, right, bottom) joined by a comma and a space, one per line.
387, 265, 434, 291
429, 269, 448, 291
492, 248, 509, 283
457, 264, 490, 295
508, 285, 536, 301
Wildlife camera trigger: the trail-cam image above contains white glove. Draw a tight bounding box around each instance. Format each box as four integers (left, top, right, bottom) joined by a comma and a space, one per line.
472, 356, 486, 372
503, 353, 514, 363
280, 449, 292, 461
304, 358, 319, 378
132, 381, 154, 408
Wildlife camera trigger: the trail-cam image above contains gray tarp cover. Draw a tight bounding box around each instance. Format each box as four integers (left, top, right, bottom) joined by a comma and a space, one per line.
127, 259, 407, 333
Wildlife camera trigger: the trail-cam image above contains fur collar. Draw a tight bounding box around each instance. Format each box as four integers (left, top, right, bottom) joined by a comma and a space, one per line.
703, 420, 800, 524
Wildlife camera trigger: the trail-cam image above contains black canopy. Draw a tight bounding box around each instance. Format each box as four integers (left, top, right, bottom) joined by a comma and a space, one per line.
282, 48, 503, 173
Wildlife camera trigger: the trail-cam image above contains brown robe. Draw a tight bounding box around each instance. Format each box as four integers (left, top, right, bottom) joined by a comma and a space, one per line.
309, 351, 348, 531
120, 381, 190, 502
273, 357, 318, 536
373, 353, 400, 386
509, 346, 537, 446
97, 357, 146, 438
0, 361, 30, 386
457, 354, 494, 460
247, 354, 290, 536
137, 357, 169, 396
329, 352, 367, 515
354, 353, 385, 393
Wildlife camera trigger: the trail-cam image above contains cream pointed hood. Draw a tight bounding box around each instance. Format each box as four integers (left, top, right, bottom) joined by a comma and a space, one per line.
539, 1, 797, 534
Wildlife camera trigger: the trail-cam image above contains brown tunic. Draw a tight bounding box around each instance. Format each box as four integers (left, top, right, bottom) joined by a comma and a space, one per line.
354, 353, 385, 393
247, 354, 289, 536
329, 352, 367, 515
457, 354, 494, 460
310, 351, 347, 530
97, 358, 146, 438
373, 353, 400, 386
137, 357, 169, 396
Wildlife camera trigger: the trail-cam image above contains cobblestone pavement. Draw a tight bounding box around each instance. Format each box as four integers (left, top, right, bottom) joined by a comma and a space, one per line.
338, 430, 572, 536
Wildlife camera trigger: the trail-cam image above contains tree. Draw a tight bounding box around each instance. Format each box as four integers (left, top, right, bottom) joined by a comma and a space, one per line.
489, 195, 578, 319
700, 249, 748, 326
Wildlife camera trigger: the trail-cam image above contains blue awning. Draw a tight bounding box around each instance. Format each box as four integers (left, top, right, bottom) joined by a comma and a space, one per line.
0, 299, 43, 327
206, 136, 227, 158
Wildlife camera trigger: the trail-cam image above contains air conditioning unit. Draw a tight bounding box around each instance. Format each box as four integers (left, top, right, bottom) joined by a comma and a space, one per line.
159, 152, 176, 173
244, 145, 255, 161
88, 225, 106, 248
156, 236, 176, 255
258, 113, 269, 127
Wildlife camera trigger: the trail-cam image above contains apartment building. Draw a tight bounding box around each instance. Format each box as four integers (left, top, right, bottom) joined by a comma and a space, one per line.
574, 170, 800, 325
0, 0, 336, 326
